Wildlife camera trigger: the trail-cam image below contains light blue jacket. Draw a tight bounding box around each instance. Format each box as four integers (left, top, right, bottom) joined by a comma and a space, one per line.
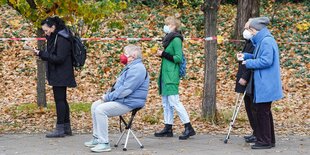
104, 59, 149, 108
244, 28, 283, 103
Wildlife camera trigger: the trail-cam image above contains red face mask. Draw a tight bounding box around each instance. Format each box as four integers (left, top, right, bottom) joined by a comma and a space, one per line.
120, 54, 128, 65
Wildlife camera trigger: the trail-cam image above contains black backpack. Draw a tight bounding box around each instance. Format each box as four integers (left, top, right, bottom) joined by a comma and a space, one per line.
53, 30, 86, 68
70, 33, 87, 68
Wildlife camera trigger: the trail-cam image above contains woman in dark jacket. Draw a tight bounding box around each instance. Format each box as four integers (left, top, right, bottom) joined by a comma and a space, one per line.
33, 16, 76, 138
235, 37, 257, 143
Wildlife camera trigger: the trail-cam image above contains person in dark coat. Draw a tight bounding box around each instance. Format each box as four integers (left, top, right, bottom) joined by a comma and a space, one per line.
32, 16, 76, 138
235, 20, 257, 143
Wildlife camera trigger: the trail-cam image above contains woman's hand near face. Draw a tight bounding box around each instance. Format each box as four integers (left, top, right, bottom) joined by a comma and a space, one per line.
23, 42, 39, 55
33, 49, 40, 55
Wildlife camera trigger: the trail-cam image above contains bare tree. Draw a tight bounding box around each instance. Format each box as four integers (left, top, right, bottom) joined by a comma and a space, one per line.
201, 0, 221, 122
8, 0, 47, 107
234, 0, 260, 39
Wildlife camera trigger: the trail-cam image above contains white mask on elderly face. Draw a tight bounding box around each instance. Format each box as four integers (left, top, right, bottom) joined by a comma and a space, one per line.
243, 29, 253, 40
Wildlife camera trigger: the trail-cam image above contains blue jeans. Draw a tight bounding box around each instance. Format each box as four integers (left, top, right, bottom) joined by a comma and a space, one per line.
162, 95, 190, 125
91, 100, 133, 143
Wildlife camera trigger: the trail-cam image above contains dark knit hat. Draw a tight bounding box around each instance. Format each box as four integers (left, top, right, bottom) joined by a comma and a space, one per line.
249, 17, 270, 31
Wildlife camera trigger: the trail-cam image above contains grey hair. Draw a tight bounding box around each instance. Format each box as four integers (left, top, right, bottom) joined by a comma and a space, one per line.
124, 44, 142, 59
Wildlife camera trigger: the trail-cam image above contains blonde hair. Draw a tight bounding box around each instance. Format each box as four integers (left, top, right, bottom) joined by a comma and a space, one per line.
165, 16, 181, 31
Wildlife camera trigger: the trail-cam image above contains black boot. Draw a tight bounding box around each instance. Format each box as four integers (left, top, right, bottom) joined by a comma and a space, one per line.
46, 124, 65, 138
244, 134, 254, 139
179, 123, 196, 140
154, 124, 173, 137
245, 135, 257, 143
64, 122, 72, 136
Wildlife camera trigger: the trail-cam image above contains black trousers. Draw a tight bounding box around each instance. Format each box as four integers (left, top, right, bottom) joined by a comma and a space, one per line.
52, 86, 70, 124
244, 95, 257, 136
255, 102, 275, 145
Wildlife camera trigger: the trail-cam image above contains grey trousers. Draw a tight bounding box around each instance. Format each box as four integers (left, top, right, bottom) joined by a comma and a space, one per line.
91, 100, 133, 143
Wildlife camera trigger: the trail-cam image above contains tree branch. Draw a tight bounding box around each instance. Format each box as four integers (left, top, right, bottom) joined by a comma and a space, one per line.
7, 0, 36, 14
7, 1, 21, 14
26, 0, 36, 9
25, 0, 58, 14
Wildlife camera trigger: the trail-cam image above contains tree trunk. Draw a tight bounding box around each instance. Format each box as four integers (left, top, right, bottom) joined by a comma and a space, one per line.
8, 0, 46, 107
251, 0, 260, 17
234, 0, 260, 39
36, 29, 46, 107
201, 0, 221, 122
177, 0, 184, 8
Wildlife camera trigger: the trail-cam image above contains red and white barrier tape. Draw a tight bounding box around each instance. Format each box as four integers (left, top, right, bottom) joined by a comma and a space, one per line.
0, 38, 46, 41
0, 37, 309, 45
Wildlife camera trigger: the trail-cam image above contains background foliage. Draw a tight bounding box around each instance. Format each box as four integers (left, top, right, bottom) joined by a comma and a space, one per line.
0, 1, 309, 135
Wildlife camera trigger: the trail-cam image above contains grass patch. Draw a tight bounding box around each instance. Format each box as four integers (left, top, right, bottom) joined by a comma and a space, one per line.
142, 108, 163, 124
15, 103, 41, 113
217, 108, 248, 125
107, 20, 125, 29
142, 114, 159, 124
70, 103, 91, 113
12, 102, 91, 113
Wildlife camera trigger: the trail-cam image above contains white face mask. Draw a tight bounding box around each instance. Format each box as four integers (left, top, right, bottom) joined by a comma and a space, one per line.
243, 29, 253, 40
163, 25, 171, 34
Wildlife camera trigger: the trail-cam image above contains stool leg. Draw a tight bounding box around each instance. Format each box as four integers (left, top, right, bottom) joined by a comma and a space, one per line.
115, 130, 126, 147
123, 129, 131, 151
130, 129, 144, 148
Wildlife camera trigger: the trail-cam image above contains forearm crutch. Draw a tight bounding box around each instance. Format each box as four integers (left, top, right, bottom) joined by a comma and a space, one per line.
224, 91, 246, 144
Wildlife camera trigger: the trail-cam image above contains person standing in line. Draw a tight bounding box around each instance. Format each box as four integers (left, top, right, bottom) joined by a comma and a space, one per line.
238, 17, 283, 149
31, 16, 76, 138
235, 20, 257, 143
154, 16, 195, 140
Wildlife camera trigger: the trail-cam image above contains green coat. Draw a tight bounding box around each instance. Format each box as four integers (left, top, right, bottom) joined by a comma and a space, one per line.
158, 37, 183, 95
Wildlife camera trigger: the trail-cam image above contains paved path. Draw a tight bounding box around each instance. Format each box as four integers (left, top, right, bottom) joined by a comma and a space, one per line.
0, 133, 309, 155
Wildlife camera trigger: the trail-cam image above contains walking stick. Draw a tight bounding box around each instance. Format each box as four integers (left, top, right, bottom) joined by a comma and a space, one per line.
224, 91, 246, 144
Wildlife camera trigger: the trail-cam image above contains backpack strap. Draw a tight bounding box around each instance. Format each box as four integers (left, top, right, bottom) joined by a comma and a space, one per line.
53, 34, 58, 49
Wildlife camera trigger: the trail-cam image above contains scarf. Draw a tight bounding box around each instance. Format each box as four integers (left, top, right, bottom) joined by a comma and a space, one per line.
162, 31, 184, 49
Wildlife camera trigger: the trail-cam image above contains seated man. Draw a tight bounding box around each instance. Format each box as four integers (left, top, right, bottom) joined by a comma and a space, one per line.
84, 45, 150, 152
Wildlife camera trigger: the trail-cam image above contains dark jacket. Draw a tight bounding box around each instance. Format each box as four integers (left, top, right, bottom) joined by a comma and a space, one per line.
39, 28, 76, 87
235, 40, 254, 93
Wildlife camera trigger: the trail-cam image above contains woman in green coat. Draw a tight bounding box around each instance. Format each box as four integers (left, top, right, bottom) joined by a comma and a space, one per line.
154, 16, 195, 140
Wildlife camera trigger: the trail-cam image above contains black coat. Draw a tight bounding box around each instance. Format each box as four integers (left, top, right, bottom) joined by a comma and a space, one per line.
39, 28, 76, 88
235, 40, 254, 93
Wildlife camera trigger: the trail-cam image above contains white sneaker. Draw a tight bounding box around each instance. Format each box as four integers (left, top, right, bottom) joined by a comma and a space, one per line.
90, 143, 111, 152
84, 138, 99, 148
